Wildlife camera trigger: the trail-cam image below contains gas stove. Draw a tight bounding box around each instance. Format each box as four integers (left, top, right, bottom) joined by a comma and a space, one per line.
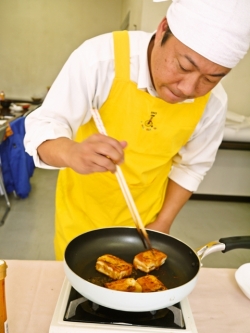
49, 278, 198, 333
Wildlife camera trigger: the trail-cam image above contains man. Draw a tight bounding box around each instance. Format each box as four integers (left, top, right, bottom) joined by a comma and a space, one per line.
24, 0, 250, 260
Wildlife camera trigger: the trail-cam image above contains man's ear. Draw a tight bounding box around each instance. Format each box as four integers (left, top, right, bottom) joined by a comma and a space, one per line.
155, 17, 169, 42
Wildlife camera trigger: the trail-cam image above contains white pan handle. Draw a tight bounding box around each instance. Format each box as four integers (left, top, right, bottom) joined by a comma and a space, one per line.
196, 241, 226, 261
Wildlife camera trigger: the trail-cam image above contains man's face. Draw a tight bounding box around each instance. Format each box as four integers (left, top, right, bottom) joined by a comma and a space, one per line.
148, 19, 231, 104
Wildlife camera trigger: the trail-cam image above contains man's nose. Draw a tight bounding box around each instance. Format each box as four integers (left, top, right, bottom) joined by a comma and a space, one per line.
177, 75, 198, 98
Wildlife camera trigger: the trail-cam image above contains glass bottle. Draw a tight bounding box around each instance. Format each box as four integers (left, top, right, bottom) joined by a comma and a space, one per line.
0, 92, 5, 101
0, 260, 8, 333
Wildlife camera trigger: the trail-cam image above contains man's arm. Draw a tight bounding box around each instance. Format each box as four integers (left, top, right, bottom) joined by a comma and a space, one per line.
24, 33, 116, 170
146, 179, 192, 234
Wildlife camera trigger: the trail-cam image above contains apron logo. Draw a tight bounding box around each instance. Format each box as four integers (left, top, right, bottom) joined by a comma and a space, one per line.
141, 112, 157, 131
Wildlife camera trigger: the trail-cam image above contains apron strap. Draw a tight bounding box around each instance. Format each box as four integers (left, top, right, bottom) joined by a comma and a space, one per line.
113, 31, 130, 80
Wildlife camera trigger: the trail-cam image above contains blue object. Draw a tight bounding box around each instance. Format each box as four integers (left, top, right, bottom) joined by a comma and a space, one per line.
0, 117, 35, 198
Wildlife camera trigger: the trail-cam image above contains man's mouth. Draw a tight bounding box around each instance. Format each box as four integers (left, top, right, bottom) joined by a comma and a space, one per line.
167, 88, 187, 102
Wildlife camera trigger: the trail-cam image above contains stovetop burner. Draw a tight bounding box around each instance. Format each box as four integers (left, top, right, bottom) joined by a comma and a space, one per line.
49, 278, 198, 333
64, 286, 185, 329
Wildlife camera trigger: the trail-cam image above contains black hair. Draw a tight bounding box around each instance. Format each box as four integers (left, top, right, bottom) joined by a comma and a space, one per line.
161, 27, 173, 46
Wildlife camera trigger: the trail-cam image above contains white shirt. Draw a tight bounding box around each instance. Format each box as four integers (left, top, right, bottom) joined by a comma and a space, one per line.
24, 31, 228, 192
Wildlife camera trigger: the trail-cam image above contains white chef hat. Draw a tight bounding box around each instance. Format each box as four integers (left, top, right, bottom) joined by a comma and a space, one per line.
165, 0, 250, 68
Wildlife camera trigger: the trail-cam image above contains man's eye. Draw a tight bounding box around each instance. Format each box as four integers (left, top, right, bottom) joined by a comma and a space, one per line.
204, 77, 215, 84
179, 64, 189, 72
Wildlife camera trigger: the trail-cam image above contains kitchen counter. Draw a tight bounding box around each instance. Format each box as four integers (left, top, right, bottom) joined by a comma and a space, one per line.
0, 103, 39, 119
4, 260, 250, 333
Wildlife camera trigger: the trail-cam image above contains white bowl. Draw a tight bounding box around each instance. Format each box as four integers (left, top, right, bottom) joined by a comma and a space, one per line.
235, 263, 250, 299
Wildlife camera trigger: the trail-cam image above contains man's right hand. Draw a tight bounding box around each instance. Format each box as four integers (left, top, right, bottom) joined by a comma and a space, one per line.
37, 134, 127, 174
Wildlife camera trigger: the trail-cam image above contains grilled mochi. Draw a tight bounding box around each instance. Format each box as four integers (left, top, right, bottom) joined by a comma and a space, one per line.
96, 254, 133, 280
137, 275, 167, 292
105, 278, 142, 292
133, 248, 167, 273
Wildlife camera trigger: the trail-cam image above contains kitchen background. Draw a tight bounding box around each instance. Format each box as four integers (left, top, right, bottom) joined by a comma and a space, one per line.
0, 0, 249, 266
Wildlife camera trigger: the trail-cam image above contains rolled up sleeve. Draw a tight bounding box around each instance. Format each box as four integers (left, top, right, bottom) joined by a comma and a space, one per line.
24, 107, 73, 169
24, 45, 97, 169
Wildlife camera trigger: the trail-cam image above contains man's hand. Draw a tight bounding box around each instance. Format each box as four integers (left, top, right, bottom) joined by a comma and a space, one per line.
146, 220, 171, 234
66, 134, 127, 174
37, 134, 127, 174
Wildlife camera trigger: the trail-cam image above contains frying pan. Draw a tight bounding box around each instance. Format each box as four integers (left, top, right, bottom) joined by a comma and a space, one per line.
64, 227, 250, 312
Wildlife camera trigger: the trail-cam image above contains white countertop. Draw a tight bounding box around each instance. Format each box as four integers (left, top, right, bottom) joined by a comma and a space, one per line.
4, 260, 250, 333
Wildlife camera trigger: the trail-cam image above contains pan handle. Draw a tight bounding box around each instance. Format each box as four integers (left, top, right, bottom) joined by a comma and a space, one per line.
196, 236, 250, 261
219, 236, 250, 252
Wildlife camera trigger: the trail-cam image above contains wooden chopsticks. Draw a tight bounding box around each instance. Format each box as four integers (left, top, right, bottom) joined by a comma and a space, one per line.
91, 108, 152, 250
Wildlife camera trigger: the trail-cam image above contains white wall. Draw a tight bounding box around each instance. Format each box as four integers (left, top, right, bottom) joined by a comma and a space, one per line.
121, 0, 143, 31
141, 0, 170, 32
121, 0, 169, 32
0, 0, 122, 101
222, 52, 250, 116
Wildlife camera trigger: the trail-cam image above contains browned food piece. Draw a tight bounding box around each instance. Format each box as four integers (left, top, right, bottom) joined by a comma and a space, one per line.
133, 248, 167, 273
105, 278, 142, 292
96, 254, 133, 280
136, 275, 167, 292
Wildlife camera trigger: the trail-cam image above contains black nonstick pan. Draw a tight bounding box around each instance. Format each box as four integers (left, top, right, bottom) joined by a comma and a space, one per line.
64, 227, 250, 311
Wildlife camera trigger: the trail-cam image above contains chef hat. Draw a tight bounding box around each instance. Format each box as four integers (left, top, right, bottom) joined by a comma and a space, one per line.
165, 0, 250, 68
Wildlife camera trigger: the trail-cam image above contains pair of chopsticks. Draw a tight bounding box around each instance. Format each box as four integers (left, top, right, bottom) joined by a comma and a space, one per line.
91, 108, 152, 250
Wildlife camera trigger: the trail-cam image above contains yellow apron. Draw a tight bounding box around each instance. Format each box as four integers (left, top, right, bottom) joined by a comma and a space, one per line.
54, 31, 210, 260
